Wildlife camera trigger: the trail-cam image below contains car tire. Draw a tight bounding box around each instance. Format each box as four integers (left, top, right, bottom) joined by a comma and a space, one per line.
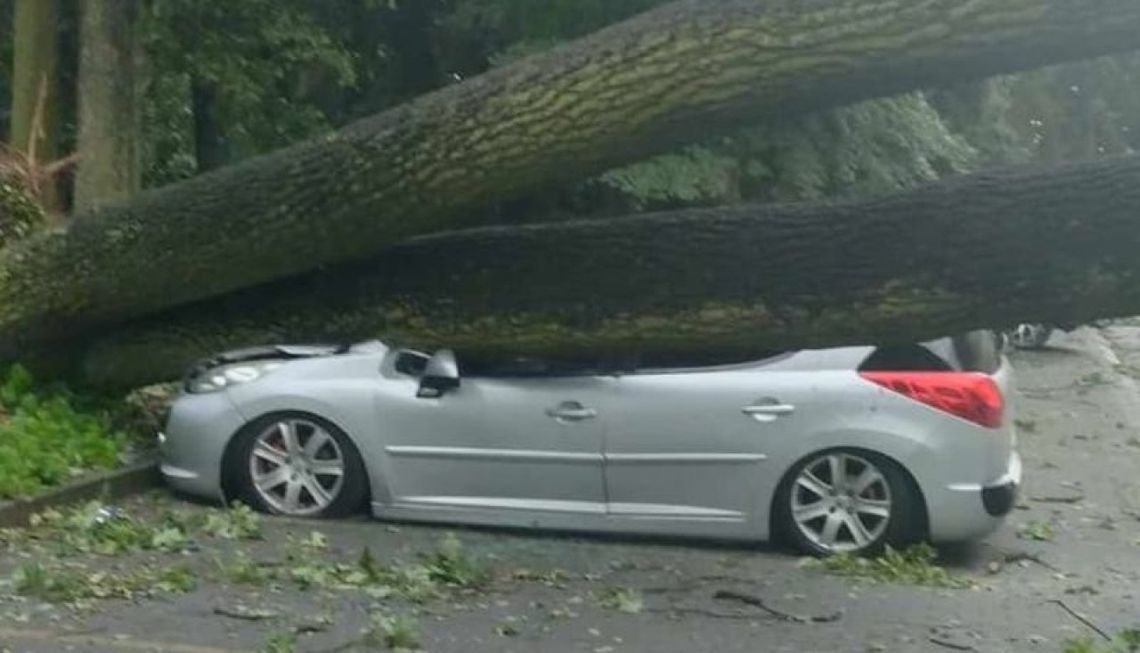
774, 449, 923, 556
232, 412, 368, 518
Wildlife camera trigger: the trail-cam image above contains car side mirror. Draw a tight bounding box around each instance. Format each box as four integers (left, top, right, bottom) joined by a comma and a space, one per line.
417, 349, 460, 398
394, 349, 430, 377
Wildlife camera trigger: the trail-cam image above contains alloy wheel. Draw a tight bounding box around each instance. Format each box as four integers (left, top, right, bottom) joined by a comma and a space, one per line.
248, 418, 346, 516
790, 452, 893, 553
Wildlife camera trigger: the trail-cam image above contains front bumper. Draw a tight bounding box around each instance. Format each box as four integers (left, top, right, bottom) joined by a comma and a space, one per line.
158, 390, 247, 501
928, 451, 1022, 541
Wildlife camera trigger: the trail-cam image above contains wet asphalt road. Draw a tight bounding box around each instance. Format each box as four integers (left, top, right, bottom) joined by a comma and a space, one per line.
3, 326, 1140, 653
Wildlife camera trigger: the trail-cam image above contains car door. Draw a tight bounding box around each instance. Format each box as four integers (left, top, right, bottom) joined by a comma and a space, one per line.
603, 355, 814, 523
378, 353, 612, 516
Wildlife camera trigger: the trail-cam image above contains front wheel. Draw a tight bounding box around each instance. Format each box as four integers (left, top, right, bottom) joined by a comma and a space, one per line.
775, 450, 922, 556
233, 412, 368, 518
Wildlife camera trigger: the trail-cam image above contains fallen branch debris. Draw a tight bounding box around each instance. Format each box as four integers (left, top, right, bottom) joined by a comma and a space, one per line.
712, 590, 842, 623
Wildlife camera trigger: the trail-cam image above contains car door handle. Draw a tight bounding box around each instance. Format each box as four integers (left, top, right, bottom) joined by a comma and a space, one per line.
546, 402, 598, 422
742, 403, 795, 421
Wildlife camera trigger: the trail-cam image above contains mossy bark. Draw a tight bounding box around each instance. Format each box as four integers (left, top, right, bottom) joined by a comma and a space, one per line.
4, 0, 1140, 354
9, 0, 60, 211
74, 0, 142, 212
79, 153, 1140, 387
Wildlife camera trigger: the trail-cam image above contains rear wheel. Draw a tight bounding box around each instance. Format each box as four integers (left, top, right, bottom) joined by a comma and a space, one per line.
233, 412, 367, 518
775, 450, 921, 556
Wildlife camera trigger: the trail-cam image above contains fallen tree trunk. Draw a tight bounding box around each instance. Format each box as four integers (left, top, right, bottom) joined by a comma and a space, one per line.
79, 153, 1140, 387
6, 0, 1140, 354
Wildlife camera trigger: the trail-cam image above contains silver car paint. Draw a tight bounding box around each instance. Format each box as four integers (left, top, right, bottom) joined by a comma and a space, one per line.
161, 341, 1019, 542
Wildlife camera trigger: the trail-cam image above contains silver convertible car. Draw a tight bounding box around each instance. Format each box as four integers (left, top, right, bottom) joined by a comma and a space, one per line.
160, 332, 1020, 555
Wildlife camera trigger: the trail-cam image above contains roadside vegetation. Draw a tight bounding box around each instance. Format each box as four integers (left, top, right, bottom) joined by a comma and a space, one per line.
0, 364, 129, 499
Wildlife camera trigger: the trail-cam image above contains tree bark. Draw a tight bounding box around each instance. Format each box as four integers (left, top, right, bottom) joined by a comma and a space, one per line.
76, 153, 1140, 388
5, 0, 1140, 355
9, 0, 60, 211
190, 79, 230, 173
75, 0, 142, 212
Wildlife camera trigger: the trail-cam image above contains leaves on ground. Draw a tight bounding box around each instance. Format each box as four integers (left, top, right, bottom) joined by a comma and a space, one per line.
1020, 520, 1057, 542
365, 612, 421, 650
805, 544, 969, 589
1064, 628, 1140, 653
594, 586, 645, 613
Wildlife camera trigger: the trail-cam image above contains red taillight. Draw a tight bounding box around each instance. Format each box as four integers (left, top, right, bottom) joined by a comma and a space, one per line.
859, 371, 1004, 429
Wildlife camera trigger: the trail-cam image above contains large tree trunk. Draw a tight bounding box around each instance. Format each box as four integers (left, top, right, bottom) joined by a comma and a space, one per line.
4, 0, 1140, 356
9, 0, 61, 211
74, 0, 142, 212
77, 153, 1140, 388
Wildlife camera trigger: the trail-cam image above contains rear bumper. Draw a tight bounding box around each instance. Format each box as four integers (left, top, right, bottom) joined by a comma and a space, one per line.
982, 480, 1018, 517
981, 450, 1021, 517
927, 451, 1021, 541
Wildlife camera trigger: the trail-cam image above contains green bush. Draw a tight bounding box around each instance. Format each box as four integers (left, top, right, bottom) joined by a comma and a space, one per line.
0, 365, 125, 499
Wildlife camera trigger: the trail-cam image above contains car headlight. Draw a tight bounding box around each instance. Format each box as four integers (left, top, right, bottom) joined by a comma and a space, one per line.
185, 361, 282, 394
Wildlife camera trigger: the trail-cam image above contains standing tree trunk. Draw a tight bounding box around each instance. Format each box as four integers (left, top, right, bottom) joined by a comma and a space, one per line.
9, 0, 60, 211
5, 0, 1140, 356
75, 0, 142, 212
190, 79, 229, 172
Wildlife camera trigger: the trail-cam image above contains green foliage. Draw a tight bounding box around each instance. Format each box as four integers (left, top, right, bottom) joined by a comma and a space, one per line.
598, 147, 740, 210
420, 532, 489, 587
1064, 629, 1140, 653
262, 631, 298, 653
200, 501, 263, 540
0, 365, 125, 499
594, 586, 644, 613
0, 179, 45, 247
11, 560, 196, 603
598, 93, 977, 210
806, 544, 969, 589
4, 501, 263, 555
216, 551, 275, 585
439, 0, 667, 71
224, 534, 485, 603
140, 0, 357, 183
365, 612, 421, 650
1021, 520, 1056, 542
27, 502, 187, 555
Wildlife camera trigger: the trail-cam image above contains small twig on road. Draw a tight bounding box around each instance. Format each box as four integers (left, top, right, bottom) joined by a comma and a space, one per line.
294, 621, 331, 635
641, 574, 752, 595
1030, 494, 1085, 504
1047, 599, 1113, 642
213, 606, 279, 622
647, 607, 756, 620
1000, 550, 1061, 572
712, 590, 842, 623
928, 637, 976, 651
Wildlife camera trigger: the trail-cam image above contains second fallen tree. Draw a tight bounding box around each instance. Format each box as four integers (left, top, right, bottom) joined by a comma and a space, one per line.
80, 153, 1140, 387
5, 0, 1140, 356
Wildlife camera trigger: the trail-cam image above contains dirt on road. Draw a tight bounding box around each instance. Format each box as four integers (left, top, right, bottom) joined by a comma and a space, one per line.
2, 327, 1140, 653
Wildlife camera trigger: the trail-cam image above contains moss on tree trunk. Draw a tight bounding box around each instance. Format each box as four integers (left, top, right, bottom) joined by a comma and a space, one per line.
77, 153, 1140, 387
74, 0, 142, 211
9, 0, 60, 211
5, 0, 1140, 356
